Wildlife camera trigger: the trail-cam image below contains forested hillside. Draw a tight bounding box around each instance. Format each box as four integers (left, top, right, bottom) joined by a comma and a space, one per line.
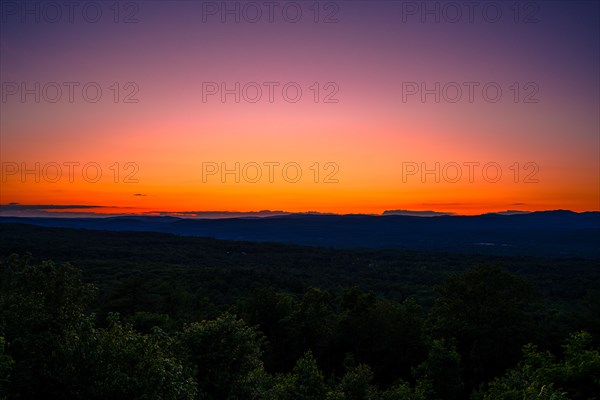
2, 211, 599, 258
1, 223, 599, 399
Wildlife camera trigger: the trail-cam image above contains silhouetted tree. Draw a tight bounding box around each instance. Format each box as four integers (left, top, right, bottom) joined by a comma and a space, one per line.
337, 288, 425, 384
59, 314, 197, 400
428, 265, 539, 395
269, 351, 328, 400
484, 331, 600, 400
177, 313, 266, 399
412, 338, 463, 399
0, 254, 95, 398
0, 337, 12, 400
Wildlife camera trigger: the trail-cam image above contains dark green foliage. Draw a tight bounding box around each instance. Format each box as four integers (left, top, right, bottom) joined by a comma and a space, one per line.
177, 313, 266, 400
59, 314, 197, 400
0, 337, 13, 400
336, 291, 425, 385
339, 364, 377, 400
237, 287, 296, 371
412, 339, 463, 399
2, 223, 597, 314
126, 311, 172, 333
269, 351, 329, 400
0, 255, 197, 400
0, 224, 599, 399
483, 332, 600, 400
576, 290, 600, 344
428, 265, 540, 392
286, 288, 338, 372
0, 254, 95, 398
379, 381, 429, 400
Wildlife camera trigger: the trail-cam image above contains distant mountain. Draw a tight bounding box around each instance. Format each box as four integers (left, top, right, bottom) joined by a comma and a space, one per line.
485, 210, 533, 216
382, 210, 455, 217
1, 211, 598, 258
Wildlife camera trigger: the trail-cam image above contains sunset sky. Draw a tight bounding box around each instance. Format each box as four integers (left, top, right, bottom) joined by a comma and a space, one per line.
1, 0, 599, 216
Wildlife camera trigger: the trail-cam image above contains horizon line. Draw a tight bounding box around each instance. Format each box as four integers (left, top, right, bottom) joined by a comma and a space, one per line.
0, 206, 598, 220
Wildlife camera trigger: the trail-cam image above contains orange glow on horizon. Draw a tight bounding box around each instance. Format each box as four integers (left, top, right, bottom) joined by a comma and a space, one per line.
1, 1, 598, 217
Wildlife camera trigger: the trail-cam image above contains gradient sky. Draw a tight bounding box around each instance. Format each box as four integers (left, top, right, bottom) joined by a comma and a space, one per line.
1, 0, 599, 216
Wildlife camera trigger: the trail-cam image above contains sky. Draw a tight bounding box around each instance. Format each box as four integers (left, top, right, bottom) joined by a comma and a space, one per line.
1, 0, 599, 217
